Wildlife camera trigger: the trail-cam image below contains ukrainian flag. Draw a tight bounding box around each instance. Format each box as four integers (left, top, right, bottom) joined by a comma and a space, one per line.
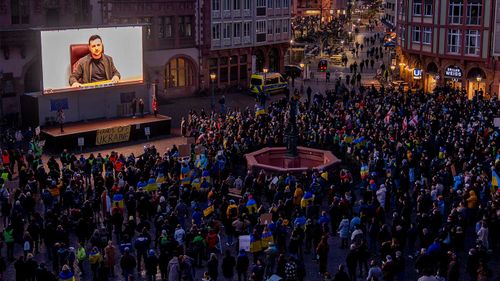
181, 177, 191, 186
112, 193, 124, 209
255, 105, 266, 117
191, 178, 201, 190
300, 192, 314, 208
246, 198, 257, 214
492, 170, 500, 187
261, 229, 274, 247
145, 178, 158, 192
156, 174, 166, 184
250, 234, 262, 253
180, 165, 190, 179
201, 170, 211, 184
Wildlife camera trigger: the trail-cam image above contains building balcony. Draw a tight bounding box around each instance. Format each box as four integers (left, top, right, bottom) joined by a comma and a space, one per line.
222, 38, 231, 46
243, 36, 251, 44
212, 39, 221, 48
233, 9, 241, 18
243, 9, 251, 17
212, 10, 220, 19
233, 37, 241, 45
222, 10, 231, 18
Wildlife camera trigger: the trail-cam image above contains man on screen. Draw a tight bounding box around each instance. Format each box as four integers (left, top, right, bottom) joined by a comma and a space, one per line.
69, 34, 120, 87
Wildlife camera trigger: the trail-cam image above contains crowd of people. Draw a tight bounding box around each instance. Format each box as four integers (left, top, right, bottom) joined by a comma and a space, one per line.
0, 15, 498, 281
0, 77, 498, 281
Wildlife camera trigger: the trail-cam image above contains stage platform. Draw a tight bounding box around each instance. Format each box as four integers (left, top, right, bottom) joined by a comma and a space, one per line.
41, 114, 171, 152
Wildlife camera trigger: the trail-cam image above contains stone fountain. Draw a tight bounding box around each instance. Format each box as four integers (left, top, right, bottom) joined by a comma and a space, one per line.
245, 95, 340, 174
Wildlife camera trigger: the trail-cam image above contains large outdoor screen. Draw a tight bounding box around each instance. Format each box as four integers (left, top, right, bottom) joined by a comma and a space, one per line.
41, 26, 143, 93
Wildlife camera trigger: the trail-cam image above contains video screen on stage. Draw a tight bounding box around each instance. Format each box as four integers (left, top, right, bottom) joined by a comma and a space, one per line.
41, 26, 143, 93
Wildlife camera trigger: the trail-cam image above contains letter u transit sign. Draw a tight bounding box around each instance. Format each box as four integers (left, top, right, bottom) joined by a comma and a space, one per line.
95, 125, 131, 145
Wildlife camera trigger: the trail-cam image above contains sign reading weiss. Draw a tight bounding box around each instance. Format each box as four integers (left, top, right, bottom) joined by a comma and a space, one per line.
95, 125, 131, 145
444, 66, 462, 78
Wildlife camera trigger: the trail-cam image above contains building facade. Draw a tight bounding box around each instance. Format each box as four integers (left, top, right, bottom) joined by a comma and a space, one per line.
331, 0, 350, 17
0, 0, 97, 119
382, 0, 397, 29
396, 0, 500, 98
200, 0, 291, 90
293, 0, 332, 21
101, 0, 199, 98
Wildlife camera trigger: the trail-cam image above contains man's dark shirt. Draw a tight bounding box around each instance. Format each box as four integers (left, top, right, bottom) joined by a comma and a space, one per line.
91, 58, 107, 82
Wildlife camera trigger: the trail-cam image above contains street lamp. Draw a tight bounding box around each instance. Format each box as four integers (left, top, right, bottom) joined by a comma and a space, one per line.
263, 67, 268, 92
476, 75, 482, 90
300, 63, 305, 79
210, 72, 216, 111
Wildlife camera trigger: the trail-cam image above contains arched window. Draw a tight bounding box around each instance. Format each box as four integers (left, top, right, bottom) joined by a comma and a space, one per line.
165, 57, 194, 88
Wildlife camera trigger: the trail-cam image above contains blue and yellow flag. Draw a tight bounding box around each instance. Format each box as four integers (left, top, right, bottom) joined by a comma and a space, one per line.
492, 170, 500, 187
250, 234, 262, 253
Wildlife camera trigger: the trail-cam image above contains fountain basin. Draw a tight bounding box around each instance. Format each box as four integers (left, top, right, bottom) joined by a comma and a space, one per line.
245, 146, 341, 174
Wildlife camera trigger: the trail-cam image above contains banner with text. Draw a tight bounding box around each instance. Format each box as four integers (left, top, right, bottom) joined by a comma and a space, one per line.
95, 125, 131, 145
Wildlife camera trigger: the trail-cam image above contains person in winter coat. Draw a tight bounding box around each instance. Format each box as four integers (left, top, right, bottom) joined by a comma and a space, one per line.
145, 250, 159, 281
119, 247, 136, 281
222, 250, 236, 280
104, 241, 117, 277
167, 256, 181, 281
476, 221, 489, 250
346, 244, 358, 281
236, 250, 250, 281
316, 235, 330, 274
76, 242, 87, 276
89, 246, 102, 280
366, 260, 383, 281
338, 216, 350, 249
58, 264, 75, 281
207, 253, 219, 281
